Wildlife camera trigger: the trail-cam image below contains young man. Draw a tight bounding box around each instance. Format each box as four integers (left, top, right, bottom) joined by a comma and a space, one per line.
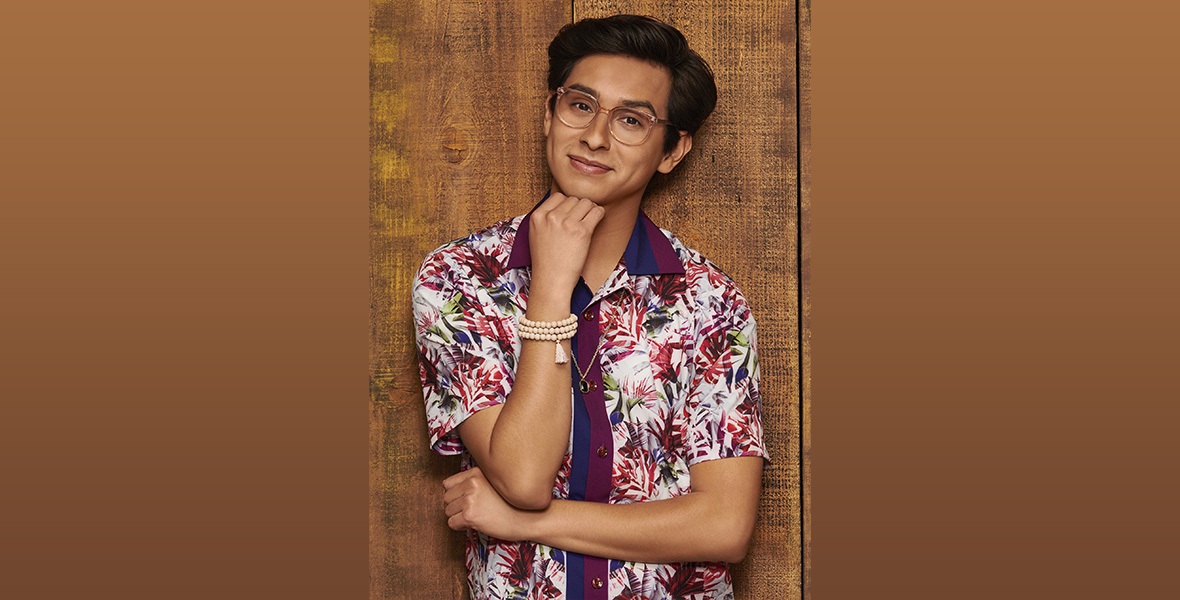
414, 15, 767, 600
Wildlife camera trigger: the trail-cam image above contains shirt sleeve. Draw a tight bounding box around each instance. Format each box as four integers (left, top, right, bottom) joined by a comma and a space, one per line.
412, 248, 515, 456
684, 287, 769, 467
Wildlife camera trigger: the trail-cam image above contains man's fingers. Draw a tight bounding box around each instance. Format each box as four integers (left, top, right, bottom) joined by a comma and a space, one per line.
442, 484, 465, 505
447, 513, 468, 531
444, 494, 466, 517
441, 472, 463, 490
581, 202, 606, 225
543, 196, 601, 231
567, 197, 601, 222
442, 466, 480, 490
535, 191, 570, 216
547, 193, 585, 219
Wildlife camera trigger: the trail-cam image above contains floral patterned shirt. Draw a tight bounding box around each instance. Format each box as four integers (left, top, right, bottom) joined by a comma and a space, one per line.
413, 202, 768, 600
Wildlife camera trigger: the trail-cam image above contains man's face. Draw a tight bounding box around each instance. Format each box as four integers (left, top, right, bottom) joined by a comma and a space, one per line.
544, 54, 691, 210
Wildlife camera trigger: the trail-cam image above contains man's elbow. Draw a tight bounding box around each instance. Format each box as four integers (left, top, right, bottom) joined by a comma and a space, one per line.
722, 536, 753, 564
714, 513, 757, 564
492, 478, 554, 511
504, 490, 553, 511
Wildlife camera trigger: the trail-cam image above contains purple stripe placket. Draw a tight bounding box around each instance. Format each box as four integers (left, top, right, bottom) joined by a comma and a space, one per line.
577, 300, 611, 599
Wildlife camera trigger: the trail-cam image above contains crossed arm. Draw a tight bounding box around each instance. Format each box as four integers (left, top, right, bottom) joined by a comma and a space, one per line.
451, 324, 764, 564
443, 455, 764, 564
452, 327, 765, 564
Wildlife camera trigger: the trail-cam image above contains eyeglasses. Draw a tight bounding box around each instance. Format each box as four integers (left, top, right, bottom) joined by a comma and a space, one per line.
551, 87, 679, 146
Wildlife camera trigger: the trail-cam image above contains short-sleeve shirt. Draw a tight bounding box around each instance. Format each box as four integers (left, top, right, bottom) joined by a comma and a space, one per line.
413, 202, 768, 600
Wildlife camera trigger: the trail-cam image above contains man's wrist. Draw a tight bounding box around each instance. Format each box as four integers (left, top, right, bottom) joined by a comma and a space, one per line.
524, 287, 575, 321
518, 501, 553, 543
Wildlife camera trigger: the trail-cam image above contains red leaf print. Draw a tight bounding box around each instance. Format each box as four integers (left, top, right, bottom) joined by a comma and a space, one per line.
657, 563, 706, 599
497, 541, 536, 588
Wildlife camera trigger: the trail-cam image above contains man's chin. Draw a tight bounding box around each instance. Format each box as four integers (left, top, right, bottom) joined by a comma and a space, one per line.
550, 171, 645, 209
550, 177, 601, 203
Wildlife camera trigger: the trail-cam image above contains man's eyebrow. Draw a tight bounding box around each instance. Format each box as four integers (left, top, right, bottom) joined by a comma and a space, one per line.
567, 83, 599, 97
620, 98, 658, 115
566, 83, 658, 115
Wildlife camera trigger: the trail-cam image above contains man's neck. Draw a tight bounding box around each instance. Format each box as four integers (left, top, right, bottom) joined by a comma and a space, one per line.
582, 197, 641, 294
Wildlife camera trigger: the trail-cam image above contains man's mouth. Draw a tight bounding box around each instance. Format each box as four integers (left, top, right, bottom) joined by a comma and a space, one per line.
569, 155, 612, 174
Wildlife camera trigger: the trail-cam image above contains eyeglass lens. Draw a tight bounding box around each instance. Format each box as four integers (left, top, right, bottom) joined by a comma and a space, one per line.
555, 90, 657, 145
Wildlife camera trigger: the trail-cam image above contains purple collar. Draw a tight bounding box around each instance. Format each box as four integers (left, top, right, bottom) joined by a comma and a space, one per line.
505, 194, 685, 276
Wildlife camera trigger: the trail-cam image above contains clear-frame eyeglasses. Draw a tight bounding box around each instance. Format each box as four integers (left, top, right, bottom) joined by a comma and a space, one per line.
551, 86, 680, 146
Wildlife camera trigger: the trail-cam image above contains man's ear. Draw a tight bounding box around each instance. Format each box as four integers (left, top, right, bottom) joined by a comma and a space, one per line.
657, 132, 693, 174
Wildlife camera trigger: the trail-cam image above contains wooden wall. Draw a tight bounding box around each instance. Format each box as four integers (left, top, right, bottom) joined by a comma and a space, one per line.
370, 1, 809, 597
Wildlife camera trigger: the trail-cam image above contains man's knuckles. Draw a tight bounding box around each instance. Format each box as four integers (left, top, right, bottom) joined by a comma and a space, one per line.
447, 514, 466, 531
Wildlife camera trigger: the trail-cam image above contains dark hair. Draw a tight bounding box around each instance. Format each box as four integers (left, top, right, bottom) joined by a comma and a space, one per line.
547, 15, 717, 152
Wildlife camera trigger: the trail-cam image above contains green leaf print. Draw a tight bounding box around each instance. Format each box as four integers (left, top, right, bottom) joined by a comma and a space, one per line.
602, 371, 620, 392
441, 295, 462, 316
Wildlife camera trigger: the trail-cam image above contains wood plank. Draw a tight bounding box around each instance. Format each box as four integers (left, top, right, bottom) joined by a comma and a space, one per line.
572, 3, 802, 598
799, 1, 812, 598
370, 1, 571, 598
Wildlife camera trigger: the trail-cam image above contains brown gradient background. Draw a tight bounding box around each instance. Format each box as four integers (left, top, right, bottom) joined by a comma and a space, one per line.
2, 2, 1178, 600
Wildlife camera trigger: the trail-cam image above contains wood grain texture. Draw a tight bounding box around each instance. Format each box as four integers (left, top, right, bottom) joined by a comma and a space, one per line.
798, 1, 812, 598
371, 1, 806, 598
370, 1, 570, 598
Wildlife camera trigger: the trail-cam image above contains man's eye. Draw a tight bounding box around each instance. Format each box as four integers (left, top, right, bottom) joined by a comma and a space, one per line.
616, 113, 646, 129
572, 101, 594, 112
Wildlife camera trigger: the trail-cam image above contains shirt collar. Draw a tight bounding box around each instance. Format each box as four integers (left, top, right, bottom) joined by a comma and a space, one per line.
505, 193, 685, 276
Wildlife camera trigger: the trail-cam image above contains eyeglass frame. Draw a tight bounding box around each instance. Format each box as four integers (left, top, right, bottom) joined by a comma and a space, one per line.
549, 86, 683, 146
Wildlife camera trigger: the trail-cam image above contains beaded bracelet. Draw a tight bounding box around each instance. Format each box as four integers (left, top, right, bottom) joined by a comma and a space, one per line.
519, 314, 577, 364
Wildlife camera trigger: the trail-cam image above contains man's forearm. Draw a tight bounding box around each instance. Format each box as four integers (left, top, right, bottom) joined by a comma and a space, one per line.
458, 194, 620, 511
462, 349, 570, 508
458, 286, 575, 510
444, 457, 764, 565
524, 491, 754, 564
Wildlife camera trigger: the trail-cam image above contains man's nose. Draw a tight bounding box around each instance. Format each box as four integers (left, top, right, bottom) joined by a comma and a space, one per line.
580, 108, 613, 149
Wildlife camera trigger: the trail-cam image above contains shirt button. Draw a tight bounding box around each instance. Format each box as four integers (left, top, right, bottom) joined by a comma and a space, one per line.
597, 445, 608, 458
589, 380, 598, 391
591, 577, 603, 589
582, 310, 594, 321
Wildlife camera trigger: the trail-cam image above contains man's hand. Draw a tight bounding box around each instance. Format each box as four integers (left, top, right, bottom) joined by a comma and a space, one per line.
442, 467, 537, 542
527, 192, 605, 312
